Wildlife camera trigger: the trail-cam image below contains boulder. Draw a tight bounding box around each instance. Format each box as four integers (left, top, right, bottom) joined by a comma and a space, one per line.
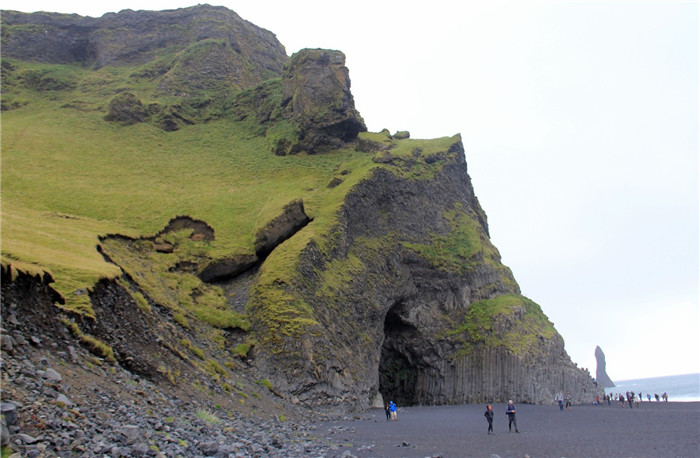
1, 334, 13, 353
43, 368, 62, 383
1, 403, 18, 426
105, 92, 148, 125
120, 425, 145, 445
198, 254, 258, 283
280, 49, 367, 154
254, 199, 311, 256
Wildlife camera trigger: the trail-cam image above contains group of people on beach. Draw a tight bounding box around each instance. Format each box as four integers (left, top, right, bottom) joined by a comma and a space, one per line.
554, 391, 573, 410
387, 388, 673, 436
601, 391, 669, 407
385, 399, 522, 435
484, 400, 519, 434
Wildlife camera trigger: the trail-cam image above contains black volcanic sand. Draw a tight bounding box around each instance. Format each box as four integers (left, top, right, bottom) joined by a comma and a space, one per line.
317, 402, 700, 457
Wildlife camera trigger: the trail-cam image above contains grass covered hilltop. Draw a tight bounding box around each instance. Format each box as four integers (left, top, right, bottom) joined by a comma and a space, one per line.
1, 5, 601, 417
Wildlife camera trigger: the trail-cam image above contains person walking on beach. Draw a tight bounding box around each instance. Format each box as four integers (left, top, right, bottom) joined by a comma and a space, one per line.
384, 402, 390, 421
564, 392, 572, 410
389, 400, 397, 421
484, 404, 494, 435
506, 400, 519, 433
555, 391, 564, 411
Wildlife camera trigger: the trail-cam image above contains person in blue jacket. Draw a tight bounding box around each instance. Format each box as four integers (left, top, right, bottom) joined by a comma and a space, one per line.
389, 400, 397, 421
506, 400, 519, 433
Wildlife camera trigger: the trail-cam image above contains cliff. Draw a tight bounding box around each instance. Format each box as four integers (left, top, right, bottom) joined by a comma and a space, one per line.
248, 137, 597, 408
1, 4, 601, 427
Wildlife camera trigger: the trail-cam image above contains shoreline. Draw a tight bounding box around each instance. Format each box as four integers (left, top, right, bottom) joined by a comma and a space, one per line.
316, 402, 700, 457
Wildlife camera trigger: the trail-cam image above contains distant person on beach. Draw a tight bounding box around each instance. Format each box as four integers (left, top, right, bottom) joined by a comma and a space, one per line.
647, 393, 652, 402
389, 400, 397, 420
662, 392, 668, 402
506, 400, 519, 433
565, 392, 572, 409
384, 402, 390, 421
484, 404, 494, 434
555, 391, 564, 410
655, 393, 660, 402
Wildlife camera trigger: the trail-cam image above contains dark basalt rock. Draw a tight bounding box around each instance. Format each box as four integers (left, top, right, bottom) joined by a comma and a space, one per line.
1, 5, 288, 86
197, 200, 310, 283
250, 139, 602, 410
105, 92, 148, 125
279, 49, 367, 154
254, 199, 311, 257
0, 266, 67, 340
595, 345, 616, 388
199, 254, 258, 283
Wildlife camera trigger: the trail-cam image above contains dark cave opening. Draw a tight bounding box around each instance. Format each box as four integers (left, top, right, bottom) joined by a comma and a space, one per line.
378, 304, 419, 406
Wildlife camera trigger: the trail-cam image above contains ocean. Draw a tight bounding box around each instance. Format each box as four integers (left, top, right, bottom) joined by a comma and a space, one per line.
604, 373, 700, 402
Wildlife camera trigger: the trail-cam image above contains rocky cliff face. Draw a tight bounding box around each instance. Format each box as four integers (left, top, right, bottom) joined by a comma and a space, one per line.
279, 49, 367, 154
1, 6, 286, 83
1, 5, 602, 416
249, 138, 601, 409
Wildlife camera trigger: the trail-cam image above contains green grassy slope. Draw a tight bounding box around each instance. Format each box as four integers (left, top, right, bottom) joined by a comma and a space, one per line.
1, 58, 459, 317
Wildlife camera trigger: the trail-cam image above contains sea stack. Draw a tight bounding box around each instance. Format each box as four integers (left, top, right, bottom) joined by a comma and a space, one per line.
595, 345, 615, 387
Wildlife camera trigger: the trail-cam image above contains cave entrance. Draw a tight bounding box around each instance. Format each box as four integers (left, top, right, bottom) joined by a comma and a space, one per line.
378, 303, 420, 406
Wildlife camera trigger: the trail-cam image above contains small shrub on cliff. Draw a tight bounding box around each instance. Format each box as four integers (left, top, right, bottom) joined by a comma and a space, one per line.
195, 409, 220, 424
205, 359, 227, 379
180, 339, 205, 360
173, 313, 190, 328
257, 378, 274, 391
131, 290, 152, 314
61, 318, 116, 363
232, 342, 252, 358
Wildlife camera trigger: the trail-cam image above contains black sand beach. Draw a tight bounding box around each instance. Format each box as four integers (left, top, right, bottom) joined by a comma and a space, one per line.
317, 402, 700, 457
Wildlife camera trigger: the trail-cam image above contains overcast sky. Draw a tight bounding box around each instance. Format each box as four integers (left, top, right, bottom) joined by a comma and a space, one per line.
3, 0, 698, 382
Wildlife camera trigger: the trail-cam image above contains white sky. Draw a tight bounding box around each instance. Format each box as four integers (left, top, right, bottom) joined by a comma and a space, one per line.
3, 0, 698, 381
